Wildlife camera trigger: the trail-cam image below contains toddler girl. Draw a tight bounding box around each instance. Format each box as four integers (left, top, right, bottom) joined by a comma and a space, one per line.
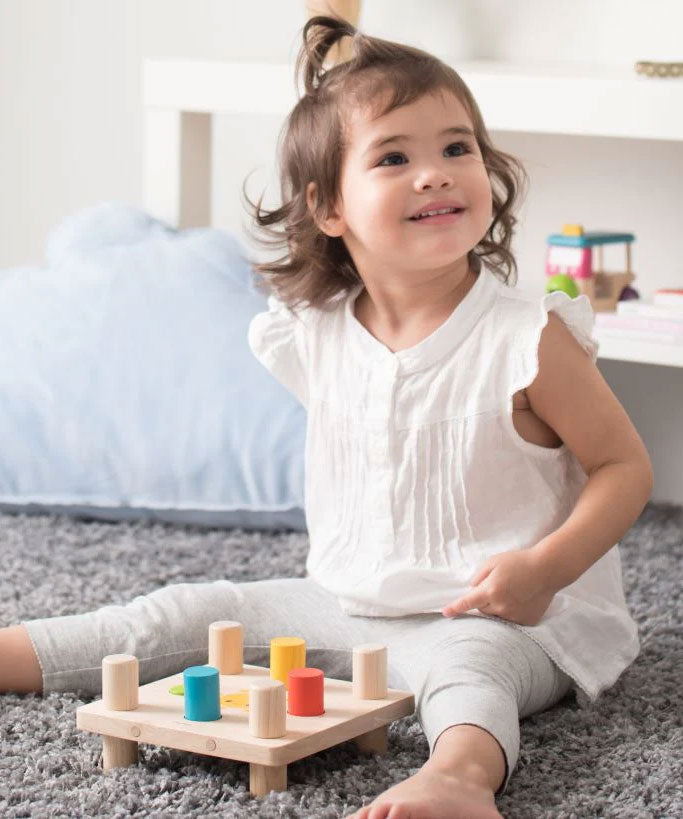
1, 16, 653, 819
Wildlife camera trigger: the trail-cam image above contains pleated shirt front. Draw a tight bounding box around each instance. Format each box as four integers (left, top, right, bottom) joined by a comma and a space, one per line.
247, 265, 640, 703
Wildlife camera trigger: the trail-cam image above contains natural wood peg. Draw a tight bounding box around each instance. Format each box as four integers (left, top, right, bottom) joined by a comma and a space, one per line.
101, 654, 139, 770
249, 679, 287, 738
208, 620, 244, 674
102, 654, 139, 710
352, 644, 388, 699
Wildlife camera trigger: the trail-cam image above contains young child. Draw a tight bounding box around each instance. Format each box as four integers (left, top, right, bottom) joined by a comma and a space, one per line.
1, 16, 653, 819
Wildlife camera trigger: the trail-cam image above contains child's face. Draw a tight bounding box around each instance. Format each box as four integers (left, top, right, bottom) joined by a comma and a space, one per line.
310, 89, 493, 287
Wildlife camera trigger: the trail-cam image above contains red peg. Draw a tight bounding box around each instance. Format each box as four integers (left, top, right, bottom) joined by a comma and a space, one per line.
287, 667, 324, 716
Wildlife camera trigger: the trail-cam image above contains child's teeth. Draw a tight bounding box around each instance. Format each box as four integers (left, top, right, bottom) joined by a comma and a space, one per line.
418, 208, 457, 219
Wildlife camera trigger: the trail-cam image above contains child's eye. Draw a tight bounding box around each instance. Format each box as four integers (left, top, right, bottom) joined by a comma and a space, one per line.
377, 142, 471, 167
445, 141, 471, 158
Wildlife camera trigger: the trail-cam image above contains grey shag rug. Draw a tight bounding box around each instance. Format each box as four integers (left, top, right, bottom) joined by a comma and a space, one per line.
0, 502, 681, 818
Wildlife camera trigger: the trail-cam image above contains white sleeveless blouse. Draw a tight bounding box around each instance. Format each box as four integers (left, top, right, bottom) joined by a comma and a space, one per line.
247, 265, 640, 703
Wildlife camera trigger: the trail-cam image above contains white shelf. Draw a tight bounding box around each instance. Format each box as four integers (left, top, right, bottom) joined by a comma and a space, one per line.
143, 58, 683, 141
594, 332, 683, 367
144, 59, 298, 116
452, 59, 683, 141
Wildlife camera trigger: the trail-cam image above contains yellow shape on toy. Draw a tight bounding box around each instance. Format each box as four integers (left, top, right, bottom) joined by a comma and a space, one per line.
169, 683, 250, 710
220, 689, 250, 710
562, 224, 584, 236
270, 636, 306, 689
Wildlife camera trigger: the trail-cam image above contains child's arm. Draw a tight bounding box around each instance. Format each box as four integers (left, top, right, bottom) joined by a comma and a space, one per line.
444, 311, 653, 625
522, 311, 654, 591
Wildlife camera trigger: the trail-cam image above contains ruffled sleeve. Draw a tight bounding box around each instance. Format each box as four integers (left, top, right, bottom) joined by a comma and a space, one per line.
510, 290, 599, 421
540, 290, 599, 362
247, 293, 310, 408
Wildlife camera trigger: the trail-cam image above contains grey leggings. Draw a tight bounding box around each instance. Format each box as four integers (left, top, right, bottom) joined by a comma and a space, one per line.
22, 576, 573, 797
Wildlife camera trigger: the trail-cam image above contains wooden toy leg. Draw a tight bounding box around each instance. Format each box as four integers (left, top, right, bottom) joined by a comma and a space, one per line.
249, 762, 288, 796
355, 724, 388, 754
102, 735, 138, 769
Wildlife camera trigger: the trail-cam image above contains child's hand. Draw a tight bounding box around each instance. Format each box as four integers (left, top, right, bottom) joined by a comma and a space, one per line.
442, 548, 557, 627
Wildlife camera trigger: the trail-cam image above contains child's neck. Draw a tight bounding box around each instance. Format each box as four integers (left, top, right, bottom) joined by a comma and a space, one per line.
353, 267, 478, 354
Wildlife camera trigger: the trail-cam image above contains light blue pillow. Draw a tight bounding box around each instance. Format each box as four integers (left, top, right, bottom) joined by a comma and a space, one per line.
0, 202, 306, 530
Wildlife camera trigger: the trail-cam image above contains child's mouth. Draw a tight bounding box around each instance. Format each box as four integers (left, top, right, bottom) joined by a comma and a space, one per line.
409, 209, 465, 224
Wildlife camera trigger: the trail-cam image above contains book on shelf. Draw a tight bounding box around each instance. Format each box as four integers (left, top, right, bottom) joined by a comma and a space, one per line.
652, 288, 683, 307
594, 312, 683, 345
616, 301, 683, 322
593, 329, 683, 345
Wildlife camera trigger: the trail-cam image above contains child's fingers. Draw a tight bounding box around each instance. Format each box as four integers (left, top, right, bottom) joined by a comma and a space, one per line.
469, 560, 494, 587
442, 589, 489, 617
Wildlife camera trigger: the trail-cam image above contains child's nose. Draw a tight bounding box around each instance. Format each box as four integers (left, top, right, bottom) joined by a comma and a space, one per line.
415, 173, 455, 191
414, 166, 455, 190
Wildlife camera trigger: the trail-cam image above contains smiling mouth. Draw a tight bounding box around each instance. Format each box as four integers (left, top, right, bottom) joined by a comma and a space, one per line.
408, 209, 466, 223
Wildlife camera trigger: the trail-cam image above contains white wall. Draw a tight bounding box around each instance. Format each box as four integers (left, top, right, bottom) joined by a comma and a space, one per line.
1, 0, 682, 501
0, 0, 310, 268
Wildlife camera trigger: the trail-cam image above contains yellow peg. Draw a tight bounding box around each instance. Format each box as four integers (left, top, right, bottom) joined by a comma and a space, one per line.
270, 637, 306, 689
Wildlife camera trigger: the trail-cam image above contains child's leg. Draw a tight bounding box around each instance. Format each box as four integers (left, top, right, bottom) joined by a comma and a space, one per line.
407, 615, 573, 797
0, 625, 43, 693
346, 614, 573, 818
4, 576, 404, 696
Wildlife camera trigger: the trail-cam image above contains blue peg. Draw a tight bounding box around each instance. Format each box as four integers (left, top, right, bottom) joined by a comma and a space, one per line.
183, 666, 221, 721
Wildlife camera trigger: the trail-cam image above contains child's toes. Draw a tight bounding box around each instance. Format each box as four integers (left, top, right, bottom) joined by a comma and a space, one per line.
368, 803, 402, 819
345, 807, 371, 819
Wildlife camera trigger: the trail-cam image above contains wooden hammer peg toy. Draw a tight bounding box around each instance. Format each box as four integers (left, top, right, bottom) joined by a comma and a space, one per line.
77, 637, 414, 796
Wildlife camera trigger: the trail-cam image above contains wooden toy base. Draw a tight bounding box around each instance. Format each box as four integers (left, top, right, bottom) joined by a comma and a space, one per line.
577, 271, 635, 312
76, 664, 415, 796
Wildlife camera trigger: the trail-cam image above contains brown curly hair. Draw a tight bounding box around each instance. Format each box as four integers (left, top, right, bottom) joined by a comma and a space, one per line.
242, 14, 528, 311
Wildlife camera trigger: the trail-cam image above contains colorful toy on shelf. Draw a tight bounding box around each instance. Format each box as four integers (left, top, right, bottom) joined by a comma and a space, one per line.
546, 273, 580, 298
545, 224, 639, 312
76, 621, 414, 797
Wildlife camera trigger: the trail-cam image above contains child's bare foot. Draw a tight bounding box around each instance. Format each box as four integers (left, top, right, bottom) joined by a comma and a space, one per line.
345, 760, 502, 819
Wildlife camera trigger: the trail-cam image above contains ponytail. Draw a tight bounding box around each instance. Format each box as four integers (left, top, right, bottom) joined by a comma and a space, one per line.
297, 15, 357, 92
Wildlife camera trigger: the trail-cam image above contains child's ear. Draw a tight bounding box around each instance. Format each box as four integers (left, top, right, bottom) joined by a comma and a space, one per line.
306, 181, 345, 238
